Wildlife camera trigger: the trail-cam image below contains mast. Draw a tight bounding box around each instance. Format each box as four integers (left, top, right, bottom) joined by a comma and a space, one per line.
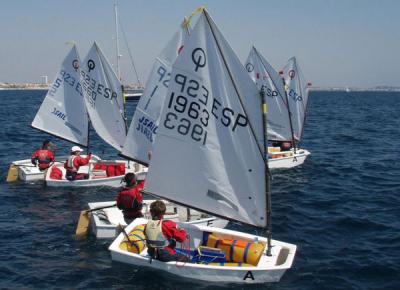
260, 87, 272, 256
280, 70, 297, 153
114, 1, 129, 133
114, 0, 121, 81
86, 119, 91, 154
120, 24, 142, 86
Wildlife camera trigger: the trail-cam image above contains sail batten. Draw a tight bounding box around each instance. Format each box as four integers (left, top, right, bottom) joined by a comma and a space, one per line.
31, 45, 89, 146
145, 10, 267, 227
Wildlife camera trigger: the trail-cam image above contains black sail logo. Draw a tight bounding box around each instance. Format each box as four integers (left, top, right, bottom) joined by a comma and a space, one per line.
87, 59, 96, 72
191, 48, 206, 72
246, 63, 254, 73
72, 59, 79, 71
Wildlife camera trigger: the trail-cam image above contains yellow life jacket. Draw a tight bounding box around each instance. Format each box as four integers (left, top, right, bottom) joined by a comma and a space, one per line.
145, 219, 169, 248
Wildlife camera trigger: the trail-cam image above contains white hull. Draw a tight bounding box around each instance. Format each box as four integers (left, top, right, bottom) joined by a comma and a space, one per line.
89, 201, 229, 239
269, 148, 310, 169
109, 218, 296, 284
45, 159, 146, 188
12, 156, 69, 181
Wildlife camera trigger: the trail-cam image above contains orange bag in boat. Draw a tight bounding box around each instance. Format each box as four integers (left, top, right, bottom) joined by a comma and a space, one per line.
203, 233, 265, 266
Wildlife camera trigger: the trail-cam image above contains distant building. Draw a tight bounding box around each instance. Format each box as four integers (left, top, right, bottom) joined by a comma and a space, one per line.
41, 75, 48, 85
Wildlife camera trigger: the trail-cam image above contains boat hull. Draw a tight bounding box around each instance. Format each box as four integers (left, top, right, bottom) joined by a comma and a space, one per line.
89, 201, 229, 239
12, 156, 69, 181
45, 159, 146, 188
109, 218, 296, 284
269, 148, 310, 169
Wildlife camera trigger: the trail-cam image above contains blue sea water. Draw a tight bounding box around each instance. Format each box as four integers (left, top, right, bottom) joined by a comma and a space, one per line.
0, 90, 399, 289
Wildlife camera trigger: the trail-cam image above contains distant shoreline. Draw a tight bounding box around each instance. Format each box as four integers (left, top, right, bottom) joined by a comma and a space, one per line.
310, 87, 400, 92
0, 84, 399, 92
0, 87, 48, 90
0, 83, 143, 91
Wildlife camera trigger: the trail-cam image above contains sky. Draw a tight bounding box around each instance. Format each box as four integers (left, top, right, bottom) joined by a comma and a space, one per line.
1, 0, 399, 88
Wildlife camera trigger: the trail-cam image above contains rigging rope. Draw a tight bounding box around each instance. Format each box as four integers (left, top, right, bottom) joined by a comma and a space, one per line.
119, 20, 142, 86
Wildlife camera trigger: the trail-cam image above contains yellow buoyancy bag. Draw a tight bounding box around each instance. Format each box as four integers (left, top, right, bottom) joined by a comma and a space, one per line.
204, 233, 266, 266
209, 262, 253, 267
119, 224, 146, 254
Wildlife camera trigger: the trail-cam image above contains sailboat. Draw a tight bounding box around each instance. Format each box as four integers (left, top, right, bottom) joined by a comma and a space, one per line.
281, 57, 311, 154
245, 47, 310, 169
109, 8, 296, 283
87, 18, 227, 236
44, 42, 143, 187
7, 45, 99, 182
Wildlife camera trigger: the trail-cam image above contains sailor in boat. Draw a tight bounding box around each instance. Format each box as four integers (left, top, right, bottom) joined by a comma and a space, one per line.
116, 173, 145, 224
145, 200, 189, 262
64, 146, 91, 181
31, 140, 55, 171
272, 141, 292, 152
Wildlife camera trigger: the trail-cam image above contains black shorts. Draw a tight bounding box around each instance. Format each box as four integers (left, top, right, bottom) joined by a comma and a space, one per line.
148, 248, 189, 262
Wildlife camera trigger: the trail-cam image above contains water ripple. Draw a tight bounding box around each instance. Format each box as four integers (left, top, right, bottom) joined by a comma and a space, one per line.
1, 90, 400, 289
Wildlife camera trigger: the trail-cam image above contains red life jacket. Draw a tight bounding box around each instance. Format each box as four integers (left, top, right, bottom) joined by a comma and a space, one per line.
33, 149, 54, 170
117, 182, 144, 219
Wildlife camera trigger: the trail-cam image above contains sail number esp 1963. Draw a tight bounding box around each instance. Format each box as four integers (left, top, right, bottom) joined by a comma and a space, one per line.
163, 71, 248, 146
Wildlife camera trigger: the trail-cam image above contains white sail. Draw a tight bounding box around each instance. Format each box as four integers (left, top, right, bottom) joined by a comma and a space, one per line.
283, 57, 310, 141
245, 47, 292, 142
121, 22, 191, 164
145, 10, 267, 227
31, 45, 88, 146
80, 42, 126, 151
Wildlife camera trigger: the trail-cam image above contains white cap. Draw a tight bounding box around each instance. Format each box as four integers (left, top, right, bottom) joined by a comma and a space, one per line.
71, 145, 84, 152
